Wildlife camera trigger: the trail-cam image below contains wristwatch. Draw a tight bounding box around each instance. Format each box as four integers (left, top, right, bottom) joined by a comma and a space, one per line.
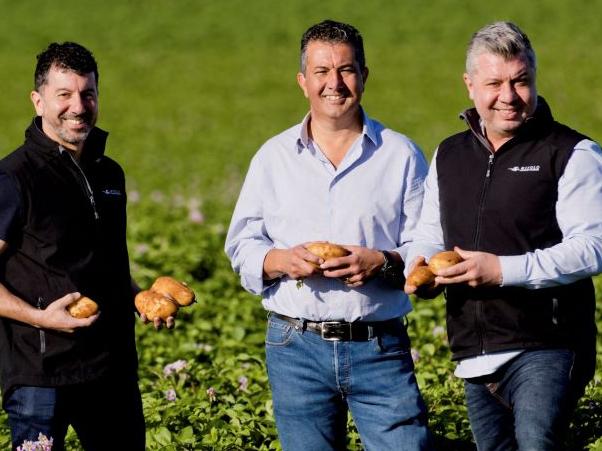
379, 250, 405, 288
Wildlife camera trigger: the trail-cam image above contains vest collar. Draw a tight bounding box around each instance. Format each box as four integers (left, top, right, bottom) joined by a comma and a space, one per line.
25, 116, 109, 163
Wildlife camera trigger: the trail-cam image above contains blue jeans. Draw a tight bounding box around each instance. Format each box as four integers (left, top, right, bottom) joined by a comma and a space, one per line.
4, 376, 145, 451
464, 349, 582, 451
265, 314, 432, 451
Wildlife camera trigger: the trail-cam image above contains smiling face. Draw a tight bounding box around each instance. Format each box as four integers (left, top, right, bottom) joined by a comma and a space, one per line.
464, 51, 537, 149
31, 65, 98, 152
296, 40, 368, 126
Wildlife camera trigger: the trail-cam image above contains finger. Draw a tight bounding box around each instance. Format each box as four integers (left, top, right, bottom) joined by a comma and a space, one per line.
346, 280, 363, 288
453, 246, 475, 260
166, 316, 175, 329
73, 312, 100, 328
435, 273, 472, 285
140, 313, 149, 324
410, 256, 427, 271
404, 283, 418, 295
433, 261, 470, 277
319, 256, 349, 270
322, 268, 351, 278
53, 292, 82, 308
153, 318, 163, 330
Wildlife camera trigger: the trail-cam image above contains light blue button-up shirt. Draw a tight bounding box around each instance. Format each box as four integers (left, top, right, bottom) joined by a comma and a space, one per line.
226, 110, 428, 322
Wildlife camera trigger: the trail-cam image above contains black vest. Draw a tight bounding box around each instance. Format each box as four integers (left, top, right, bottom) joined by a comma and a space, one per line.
437, 98, 596, 366
0, 118, 137, 398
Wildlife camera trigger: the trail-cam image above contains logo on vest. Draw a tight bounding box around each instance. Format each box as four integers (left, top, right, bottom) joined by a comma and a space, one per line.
507, 165, 540, 172
101, 189, 122, 196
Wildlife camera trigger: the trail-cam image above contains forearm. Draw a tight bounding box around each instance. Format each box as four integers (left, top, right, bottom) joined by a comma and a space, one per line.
0, 282, 42, 327
500, 235, 602, 288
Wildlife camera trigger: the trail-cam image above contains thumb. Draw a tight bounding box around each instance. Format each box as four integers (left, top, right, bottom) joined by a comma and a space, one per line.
52, 292, 82, 309
408, 256, 426, 273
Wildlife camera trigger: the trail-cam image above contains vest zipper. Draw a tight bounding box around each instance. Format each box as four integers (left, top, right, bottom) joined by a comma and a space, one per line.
472, 152, 494, 355
37, 297, 46, 354
472, 153, 494, 248
552, 297, 559, 325
62, 147, 100, 220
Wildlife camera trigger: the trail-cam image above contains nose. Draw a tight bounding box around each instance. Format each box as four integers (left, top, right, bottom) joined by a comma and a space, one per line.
326, 69, 344, 89
499, 82, 518, 104
69, 93, 87, 114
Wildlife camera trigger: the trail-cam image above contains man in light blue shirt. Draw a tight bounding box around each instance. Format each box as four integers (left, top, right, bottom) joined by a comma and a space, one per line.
226, 19, 432, 451
405, 22, 602, 450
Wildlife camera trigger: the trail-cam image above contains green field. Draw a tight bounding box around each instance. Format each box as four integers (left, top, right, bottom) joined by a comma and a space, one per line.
1, 0, 602, 449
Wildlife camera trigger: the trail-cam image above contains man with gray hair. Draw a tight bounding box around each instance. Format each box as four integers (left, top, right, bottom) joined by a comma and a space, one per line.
405, 21, 602, 449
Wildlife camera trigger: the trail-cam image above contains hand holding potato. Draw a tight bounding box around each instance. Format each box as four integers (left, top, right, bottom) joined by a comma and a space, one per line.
294, 242, 351, 287
405, 250, 464, 298
136, 276, 196, 329
319, 244, 385, 288
434, 247, 502, 287
305, 242, 351, 266
36, 293, 99, 333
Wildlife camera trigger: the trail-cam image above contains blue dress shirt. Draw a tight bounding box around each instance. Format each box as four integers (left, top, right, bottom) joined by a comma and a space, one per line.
226, 110, 428, 322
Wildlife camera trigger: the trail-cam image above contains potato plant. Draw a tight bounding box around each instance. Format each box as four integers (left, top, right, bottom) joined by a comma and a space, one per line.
3, 197, 599, 450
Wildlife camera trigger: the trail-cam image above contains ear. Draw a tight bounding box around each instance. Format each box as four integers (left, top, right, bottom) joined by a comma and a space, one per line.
361, 66, 369, 85
463, 73, 474, 100
296, 72, 309, 98
31, 90, 44, 116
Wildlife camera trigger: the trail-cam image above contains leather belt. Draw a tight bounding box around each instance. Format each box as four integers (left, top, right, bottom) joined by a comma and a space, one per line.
271, 312, 400, 342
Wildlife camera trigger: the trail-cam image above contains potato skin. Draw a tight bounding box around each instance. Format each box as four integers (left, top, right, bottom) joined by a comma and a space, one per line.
67, 296, 99, 319
151, 276, 195, 306
306, 243, 350, 265
428, 251, 463, 273
406, 266, 436, 288
135, 290, 178, 321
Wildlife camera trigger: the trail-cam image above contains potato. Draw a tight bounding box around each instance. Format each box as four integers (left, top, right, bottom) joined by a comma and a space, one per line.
406, 266, 436, 288
151, 276, 196, 306
135, 290, 178, 321
428, 250, 463, 273
305, 242, 350, 266
67, 296, 99, 319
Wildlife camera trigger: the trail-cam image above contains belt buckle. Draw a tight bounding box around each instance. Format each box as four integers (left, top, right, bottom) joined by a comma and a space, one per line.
321, 321, 351, 341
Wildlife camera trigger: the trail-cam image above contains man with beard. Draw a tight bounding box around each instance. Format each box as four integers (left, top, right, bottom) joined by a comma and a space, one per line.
405, 22, 602, 450
226, 20, 432, 450
0, 42, 150, 450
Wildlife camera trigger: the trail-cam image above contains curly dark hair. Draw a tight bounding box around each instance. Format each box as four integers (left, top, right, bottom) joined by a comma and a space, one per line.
300, 20, 365, 73
34, 42, 98, 90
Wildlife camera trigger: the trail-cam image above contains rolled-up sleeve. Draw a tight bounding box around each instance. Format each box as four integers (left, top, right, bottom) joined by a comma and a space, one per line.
225, 154, 275, 295
404, 149, 446, 273
396, 141, 429, 262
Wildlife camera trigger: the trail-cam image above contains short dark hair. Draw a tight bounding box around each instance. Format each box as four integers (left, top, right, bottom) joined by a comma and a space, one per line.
34, 42, 99, 90
300, 20, 365, 73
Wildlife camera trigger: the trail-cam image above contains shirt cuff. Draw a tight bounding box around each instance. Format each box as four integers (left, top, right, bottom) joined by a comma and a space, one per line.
498, 254, 528, 286
240, 246, 274, 295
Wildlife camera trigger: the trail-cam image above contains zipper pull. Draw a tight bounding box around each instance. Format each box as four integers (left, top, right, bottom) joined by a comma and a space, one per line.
90, 195, 100, 220
485, 153, 494, 178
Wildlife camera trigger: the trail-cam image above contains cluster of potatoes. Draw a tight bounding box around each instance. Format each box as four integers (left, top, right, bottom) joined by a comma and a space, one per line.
67, 276, 196, 320
135, 277, 196, 320
303, 243, 463, 289
406, 250, 464, 288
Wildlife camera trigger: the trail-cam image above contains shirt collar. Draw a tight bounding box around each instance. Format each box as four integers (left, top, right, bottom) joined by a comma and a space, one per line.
296, 107, 378, 152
